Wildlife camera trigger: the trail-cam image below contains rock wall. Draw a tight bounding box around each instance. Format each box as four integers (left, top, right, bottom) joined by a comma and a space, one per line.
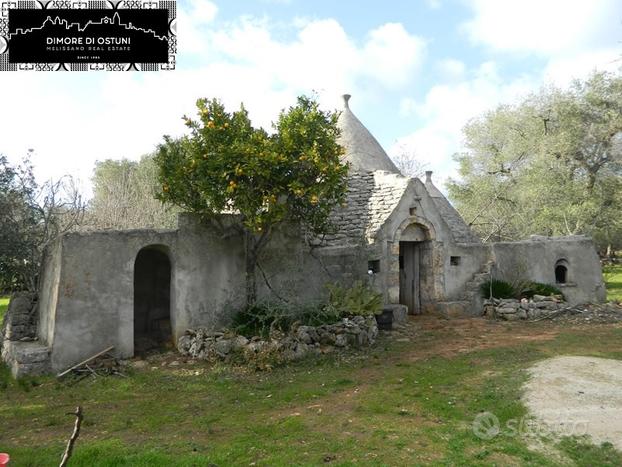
1, 293, 51, 377
483, 295, 568, 320
177, 315, 379, 364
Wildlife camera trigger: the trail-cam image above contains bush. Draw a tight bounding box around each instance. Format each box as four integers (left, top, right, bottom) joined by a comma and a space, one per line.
480, 279, 516, 299
326, 281, 383, 317
231, 302, 341, 338
231, 281, 382, 338
480, 279, 563, 300
520, 282, 562, 299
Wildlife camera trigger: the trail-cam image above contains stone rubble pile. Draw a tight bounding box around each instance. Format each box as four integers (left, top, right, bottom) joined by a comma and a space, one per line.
177, 315, 379, 362
0, 293, 51, 377
484, 294, 567, 321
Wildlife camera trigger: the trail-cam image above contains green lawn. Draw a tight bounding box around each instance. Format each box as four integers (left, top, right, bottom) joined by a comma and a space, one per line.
2, 319, 622, 466
0, 296, 9, 322
604, 265, 622, 302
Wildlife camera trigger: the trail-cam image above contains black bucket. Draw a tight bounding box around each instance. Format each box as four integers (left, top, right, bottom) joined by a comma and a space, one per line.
375, 308, 393, 331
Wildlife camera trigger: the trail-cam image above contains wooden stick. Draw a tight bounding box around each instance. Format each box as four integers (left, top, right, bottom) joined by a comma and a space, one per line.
59, 406, 83, 467
57, 346, 114, 379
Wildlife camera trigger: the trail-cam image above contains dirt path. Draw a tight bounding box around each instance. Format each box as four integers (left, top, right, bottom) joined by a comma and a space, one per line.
393, 315, 562, 360
523, 356, 622, 450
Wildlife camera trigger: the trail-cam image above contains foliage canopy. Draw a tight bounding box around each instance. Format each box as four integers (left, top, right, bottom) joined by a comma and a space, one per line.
0, 154, 84, 291
448, 71, 622, 252
155, 95, 349, 305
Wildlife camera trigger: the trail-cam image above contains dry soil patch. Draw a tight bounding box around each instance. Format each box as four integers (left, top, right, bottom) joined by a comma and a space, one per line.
523, 355, 622, 449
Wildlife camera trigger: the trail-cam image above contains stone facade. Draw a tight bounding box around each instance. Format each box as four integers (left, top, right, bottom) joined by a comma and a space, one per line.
1, 293, 51, 377
177, 315, 379, 364
484, 295, 568, 321
2, 94, 606, 376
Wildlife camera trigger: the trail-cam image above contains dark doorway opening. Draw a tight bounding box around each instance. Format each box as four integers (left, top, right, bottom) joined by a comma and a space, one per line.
399, 241, 422, 314
134, 246, 172, 355
555, 264, 568, 284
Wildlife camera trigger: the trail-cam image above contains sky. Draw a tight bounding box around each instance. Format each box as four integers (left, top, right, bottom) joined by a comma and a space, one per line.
1, 0, 621, 197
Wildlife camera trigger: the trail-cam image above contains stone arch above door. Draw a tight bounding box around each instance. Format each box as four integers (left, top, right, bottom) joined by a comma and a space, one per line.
387, 217, 440, 307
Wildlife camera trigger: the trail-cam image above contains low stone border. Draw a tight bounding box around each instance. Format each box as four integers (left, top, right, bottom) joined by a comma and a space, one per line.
1, 293, 51, 377
177, 315, 379, 363
483, 294, 566, 321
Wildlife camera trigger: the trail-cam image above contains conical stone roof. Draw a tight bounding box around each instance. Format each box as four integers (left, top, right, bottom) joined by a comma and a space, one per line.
337, 94, 400, 174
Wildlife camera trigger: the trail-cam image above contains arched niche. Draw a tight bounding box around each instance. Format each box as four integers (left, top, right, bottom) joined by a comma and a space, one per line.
134, 244, 172, 354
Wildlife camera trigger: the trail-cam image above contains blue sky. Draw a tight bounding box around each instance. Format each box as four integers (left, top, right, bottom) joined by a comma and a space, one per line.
1, 0, 621, 195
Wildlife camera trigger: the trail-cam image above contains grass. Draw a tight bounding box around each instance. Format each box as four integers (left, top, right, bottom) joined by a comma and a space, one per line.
604, 264, 622, 302
0, 296, 9, 322
2, 320, 622, 466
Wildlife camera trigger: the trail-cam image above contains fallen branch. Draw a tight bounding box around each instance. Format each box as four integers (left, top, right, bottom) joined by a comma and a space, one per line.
57, 346, 114, 379
533, 306, 574, 322
59, 406, 83, 467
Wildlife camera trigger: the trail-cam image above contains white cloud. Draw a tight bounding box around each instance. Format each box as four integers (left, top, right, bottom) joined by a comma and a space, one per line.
0, 11, 426, 197
462, 0, 621, 55
543, 48, 622, 86
177, 0, 218, 53
390, 62, 536, 187
426, 0, 442, 9
360, 23, 426, 87
391, 0, 622, 190
437, 58, 466, 80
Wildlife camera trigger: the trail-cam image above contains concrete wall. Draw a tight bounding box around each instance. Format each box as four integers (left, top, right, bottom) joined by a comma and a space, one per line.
37, 216, 366, 371
490, 236, 606, 305
37, 237, 63, 346
37, 210, 606, 372
43, 229, 177, 370
443, 243, 491, 300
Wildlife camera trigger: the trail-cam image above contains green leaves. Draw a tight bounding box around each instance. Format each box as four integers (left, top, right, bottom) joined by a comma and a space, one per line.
155, 95, 348, 236
448, 71, 622, 248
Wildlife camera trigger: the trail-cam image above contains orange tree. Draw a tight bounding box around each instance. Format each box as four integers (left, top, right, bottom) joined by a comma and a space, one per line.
155, 96, 349, 306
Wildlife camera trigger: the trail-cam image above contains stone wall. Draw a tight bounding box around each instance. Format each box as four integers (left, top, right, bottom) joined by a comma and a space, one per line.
35, 215, 368, 372
1, 293, 51, 377
177, 315, 379, 364
484, 295, 567, 320
490, 236, 606, 305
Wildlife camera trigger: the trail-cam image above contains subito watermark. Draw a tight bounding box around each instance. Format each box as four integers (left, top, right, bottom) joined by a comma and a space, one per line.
472, 411, 589, 440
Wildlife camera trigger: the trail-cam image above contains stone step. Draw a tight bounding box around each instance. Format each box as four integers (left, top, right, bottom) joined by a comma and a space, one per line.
1, 340, 51, 378
382, 304, 408, 324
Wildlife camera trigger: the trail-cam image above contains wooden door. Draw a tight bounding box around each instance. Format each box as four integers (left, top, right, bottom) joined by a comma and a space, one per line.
399, 242, 421, 314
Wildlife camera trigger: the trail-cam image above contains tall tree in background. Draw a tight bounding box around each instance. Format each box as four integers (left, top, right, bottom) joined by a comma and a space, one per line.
155, 96, 348, 306
87, 155, 178, 230
0, 153, 85, 291
391, 143, 427, 179
448, 71, 622, 253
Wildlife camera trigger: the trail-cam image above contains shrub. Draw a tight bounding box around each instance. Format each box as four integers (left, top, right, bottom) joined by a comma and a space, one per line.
231, 302, 342, 338
231, 281, 382, 338
480, 279, 516, 299
480, 279, 563, 300
520, 282, 562, 299
326, 281, 383, 317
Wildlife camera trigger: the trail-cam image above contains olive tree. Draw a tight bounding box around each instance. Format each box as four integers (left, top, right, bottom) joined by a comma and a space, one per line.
448, 71, 622, 250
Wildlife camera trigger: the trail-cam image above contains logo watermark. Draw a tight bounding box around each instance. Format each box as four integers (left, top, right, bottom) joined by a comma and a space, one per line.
472, 411, 589, 440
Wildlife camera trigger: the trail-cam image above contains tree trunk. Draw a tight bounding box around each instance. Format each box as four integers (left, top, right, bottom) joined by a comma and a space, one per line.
244, 231, 257, 307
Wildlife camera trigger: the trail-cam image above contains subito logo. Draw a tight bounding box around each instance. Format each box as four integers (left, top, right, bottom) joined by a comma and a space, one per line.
472, 411, 500, 440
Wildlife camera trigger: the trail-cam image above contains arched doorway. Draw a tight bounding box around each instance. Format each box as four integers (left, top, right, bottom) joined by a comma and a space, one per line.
398, 223, 431, 315
134, 246, 172, 354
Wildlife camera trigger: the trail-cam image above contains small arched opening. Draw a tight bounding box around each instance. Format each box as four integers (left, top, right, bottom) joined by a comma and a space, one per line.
555, 259, 569, 284
134, 245, 172, 355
